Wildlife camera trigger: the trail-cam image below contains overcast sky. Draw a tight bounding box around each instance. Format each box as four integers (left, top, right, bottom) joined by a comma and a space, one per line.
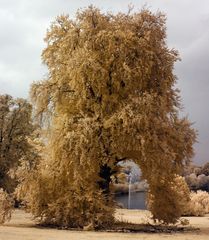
0, 0, 209, 165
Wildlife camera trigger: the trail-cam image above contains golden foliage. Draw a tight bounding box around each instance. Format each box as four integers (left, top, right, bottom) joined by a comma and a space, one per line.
19, 6, 196, 227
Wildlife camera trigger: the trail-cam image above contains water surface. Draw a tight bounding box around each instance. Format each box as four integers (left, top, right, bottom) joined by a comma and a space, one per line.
115, 191, 147, 209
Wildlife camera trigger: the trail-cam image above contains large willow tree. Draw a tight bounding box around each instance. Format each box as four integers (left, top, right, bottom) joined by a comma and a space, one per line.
20, 7, 196, 228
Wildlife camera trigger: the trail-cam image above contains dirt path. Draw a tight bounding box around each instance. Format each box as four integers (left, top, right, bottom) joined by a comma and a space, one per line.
0, 209, 208, 240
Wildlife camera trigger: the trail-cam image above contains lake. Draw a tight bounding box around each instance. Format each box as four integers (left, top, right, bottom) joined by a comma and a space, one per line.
115, 191, 147, 209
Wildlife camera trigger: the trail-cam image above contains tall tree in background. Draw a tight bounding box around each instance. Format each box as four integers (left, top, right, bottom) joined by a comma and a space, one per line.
21, 6, 196, 227
0, 95, 34, 193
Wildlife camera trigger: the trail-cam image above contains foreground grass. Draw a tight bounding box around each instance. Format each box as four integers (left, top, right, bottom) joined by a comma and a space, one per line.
0, 209, 208, 240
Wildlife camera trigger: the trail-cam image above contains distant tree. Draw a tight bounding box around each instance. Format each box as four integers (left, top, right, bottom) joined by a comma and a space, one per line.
200, 162, 209, 176
20, 6, 196, 227
0, 95, 34, 193
185, 173, 209, 192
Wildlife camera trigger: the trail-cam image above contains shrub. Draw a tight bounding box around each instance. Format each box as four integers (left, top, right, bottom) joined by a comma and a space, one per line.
184, 190, 209, 216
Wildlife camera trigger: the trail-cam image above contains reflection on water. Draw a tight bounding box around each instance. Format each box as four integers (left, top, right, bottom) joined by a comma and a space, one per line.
115, 191, 147, 209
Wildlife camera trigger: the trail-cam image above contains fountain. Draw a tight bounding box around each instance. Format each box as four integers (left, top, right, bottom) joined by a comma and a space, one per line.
128, 173, 132, 209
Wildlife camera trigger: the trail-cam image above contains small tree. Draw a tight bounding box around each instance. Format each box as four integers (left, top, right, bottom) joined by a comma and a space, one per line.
0, 95, 34, 193
21, 6, 196, 227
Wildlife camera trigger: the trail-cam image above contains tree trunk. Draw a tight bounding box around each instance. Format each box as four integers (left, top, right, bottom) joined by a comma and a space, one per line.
98, 164, 112, 196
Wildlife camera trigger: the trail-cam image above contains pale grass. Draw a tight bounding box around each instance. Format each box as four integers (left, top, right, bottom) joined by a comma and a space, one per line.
0, 209, 208, 240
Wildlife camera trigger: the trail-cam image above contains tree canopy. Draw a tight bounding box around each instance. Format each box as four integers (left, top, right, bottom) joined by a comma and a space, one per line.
19, 6, 196, 227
